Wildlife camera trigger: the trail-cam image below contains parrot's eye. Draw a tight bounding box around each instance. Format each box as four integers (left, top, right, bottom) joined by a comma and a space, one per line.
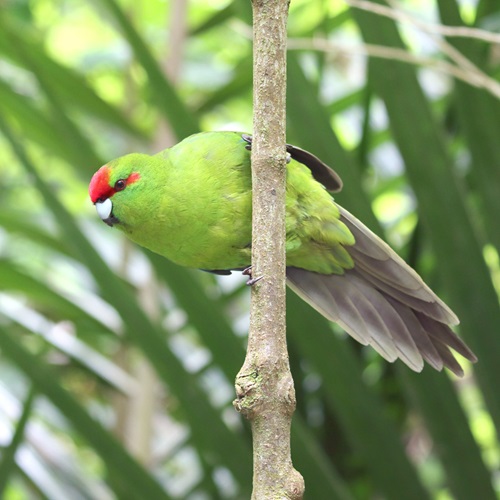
114, 179, 126, 191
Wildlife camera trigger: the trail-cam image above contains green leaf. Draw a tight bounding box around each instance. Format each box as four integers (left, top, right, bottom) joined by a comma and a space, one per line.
351, 0, 500, 438
190, 4, 235, 36
0, 79, 81, 165
96, 0, 199, 139
0, 15, 143, 139
401, 368, 497, 500
0, 387, 36, 496
292, 418, 354, 500
0, 260, 102, 325
287, 292, 430, 500
195, 55, 253, 114
436, 0, 500, 252
0, 328, 172, 500
0, 210, 73, 258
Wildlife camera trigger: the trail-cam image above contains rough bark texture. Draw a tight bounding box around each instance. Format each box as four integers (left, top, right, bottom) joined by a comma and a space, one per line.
233, 0, 304, 498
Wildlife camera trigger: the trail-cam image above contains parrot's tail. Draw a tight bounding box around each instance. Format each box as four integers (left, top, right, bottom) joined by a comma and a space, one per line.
286, 206, 477, 376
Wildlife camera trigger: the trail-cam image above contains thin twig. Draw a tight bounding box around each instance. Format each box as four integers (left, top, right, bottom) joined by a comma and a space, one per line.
233, 17, 500, 100
286, 37, 500, 99
347, 0, 500, 98
346, 0, 500, 44
383, 0, 496, 86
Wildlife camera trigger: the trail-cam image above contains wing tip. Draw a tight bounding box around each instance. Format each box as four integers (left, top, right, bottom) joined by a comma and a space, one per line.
286, 267, 477, 377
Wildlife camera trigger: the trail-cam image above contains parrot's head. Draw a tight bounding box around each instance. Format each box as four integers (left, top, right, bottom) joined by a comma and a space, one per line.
89, 153, 151, 228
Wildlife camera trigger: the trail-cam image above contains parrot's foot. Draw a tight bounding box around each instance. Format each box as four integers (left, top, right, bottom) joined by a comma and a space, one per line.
242, 134, 252, 150
242, 266, 264, 286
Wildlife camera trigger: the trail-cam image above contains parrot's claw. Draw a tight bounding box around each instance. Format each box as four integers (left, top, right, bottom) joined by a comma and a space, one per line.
246, 275, 264, 286
242, 266, 264, 286
242, 134, 252, 150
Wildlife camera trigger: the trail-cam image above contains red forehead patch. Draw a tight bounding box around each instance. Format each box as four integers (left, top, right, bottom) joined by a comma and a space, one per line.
89, 167, 141, 203
89, 166, 112, 203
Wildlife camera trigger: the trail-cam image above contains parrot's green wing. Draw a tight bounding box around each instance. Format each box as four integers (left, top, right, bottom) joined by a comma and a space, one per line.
287, 206, 476, 376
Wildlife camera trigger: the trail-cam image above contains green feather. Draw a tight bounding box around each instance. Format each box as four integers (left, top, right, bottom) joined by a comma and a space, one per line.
90, 131, 477, 376
105, 132, 352, 274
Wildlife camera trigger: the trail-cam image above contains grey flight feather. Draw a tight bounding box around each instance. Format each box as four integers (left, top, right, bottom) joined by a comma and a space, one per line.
286, 205, 477, 376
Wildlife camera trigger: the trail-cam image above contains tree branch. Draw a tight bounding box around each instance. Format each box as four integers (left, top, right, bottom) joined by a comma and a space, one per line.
233, 0, 304, 498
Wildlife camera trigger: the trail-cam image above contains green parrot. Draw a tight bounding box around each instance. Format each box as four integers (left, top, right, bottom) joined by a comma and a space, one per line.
89, 131, 476, 376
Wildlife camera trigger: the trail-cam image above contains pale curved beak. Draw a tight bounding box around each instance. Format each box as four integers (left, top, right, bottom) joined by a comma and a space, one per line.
95, 198, 118, 227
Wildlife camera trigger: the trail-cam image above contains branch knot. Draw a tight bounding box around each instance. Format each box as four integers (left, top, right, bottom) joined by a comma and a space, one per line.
233, 368, 261, 418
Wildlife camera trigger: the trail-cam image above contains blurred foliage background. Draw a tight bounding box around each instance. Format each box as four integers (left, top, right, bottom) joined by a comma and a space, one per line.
0, 0, 499, 498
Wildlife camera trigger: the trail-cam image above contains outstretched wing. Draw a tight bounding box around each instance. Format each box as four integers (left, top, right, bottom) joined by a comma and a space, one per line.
286, 206, 476, 376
